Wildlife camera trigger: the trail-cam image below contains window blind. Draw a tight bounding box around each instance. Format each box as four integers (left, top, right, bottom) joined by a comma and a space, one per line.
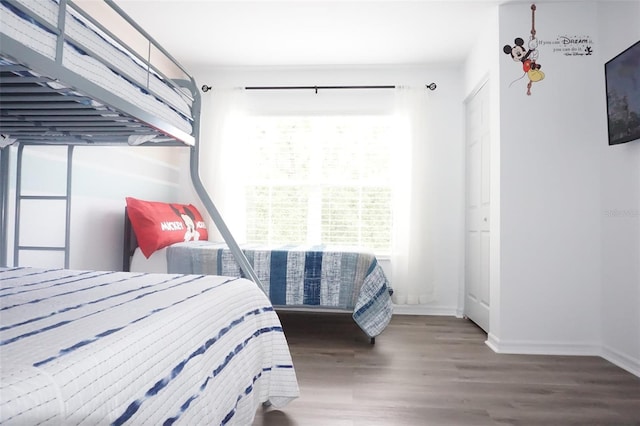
244, 115, 394, 252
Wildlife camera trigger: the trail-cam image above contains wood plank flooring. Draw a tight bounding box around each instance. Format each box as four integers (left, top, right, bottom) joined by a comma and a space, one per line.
252, 312, 640, 426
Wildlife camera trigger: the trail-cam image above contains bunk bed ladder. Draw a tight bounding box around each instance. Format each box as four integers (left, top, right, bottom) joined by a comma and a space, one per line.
13, 144, 74, 268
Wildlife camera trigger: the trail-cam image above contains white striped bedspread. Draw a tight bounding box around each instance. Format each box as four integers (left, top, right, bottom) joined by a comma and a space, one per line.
166, 241, 394, 338
0, 267, 299, 425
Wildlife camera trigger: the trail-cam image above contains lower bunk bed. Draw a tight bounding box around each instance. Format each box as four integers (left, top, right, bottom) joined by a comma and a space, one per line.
0, 266, 299, 425
123, 198, 394, 342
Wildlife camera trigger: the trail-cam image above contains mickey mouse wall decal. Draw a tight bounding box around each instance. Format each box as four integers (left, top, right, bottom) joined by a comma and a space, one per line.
503, 4, 545, 95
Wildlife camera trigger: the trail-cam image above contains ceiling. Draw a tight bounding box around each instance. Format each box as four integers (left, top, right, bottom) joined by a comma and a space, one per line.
115, 0, 500, 69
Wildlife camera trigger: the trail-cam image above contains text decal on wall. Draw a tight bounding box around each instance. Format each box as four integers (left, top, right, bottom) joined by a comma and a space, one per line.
539, 35, 594, 57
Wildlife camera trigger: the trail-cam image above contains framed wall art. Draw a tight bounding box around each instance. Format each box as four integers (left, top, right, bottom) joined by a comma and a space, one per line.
605, 40, 640, 145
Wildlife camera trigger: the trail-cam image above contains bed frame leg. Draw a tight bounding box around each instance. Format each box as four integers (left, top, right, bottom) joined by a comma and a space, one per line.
370, 337, 375, 345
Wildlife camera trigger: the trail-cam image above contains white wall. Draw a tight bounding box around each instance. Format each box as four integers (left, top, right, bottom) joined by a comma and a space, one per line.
597, 2, 640, 376
70, 146, 187, 271
190, 64, 467, 315
476, 1, 639, 376
497, 1, 603, 353
3, 145, 184, 272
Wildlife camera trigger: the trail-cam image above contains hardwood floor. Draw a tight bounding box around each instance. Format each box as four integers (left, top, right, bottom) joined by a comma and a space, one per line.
253, 312, 640, 426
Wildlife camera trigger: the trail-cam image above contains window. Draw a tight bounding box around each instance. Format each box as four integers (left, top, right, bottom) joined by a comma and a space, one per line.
243, 115, 394, 253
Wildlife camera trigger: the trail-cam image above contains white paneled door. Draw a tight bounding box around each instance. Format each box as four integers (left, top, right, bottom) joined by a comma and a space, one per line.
464, 81, 490, 332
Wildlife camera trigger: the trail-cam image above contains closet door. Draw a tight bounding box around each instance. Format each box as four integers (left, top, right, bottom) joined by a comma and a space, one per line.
464, 81, 490, 332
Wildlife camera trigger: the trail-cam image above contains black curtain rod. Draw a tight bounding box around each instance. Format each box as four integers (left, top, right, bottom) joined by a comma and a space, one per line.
201, 83, 437, 93
245, 83, 437, 93
245, 85, 395, 93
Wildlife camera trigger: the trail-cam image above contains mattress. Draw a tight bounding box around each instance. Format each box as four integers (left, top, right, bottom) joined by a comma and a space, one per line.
162, 241, 394, 338
0, 0, 193, 137
130, 245, 170, 273
0, 267, 299, 425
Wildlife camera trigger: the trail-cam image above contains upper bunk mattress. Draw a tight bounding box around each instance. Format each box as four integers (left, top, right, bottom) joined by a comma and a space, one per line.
0, 0, 194, 145
0, 267, 299, 425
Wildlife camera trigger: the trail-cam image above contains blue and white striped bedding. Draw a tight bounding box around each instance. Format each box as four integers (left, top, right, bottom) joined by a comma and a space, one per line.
166, 241, 394, 338
0, 267, 299, 425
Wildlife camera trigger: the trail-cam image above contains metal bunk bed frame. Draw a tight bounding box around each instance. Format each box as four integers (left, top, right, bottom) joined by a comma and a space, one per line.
0, 0, 262, 288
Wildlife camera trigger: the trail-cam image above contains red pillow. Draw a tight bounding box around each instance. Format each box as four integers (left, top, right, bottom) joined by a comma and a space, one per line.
126, 197, 208, 258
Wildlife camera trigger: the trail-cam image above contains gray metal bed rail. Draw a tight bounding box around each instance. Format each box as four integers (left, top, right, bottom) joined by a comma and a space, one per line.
186, 85, 263, 289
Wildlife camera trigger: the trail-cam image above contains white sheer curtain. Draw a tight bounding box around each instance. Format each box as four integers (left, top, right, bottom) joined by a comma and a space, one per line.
201, 85, 436, 305
199, 87, 248, 242
391, 86, 436, 305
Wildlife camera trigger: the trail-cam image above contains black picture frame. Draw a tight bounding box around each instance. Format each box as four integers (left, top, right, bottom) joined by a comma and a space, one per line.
605, 40, 640, 145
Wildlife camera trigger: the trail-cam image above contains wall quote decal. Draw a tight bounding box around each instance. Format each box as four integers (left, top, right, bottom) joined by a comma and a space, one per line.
539, 35, 595, 57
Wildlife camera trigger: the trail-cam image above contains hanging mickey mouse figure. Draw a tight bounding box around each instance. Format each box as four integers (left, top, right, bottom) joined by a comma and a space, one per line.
503, 4, 545, 95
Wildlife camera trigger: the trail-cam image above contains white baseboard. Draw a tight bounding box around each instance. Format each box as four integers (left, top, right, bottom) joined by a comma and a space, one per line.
486, 333, 640, 378
392, 304, 460, 317
485, 332, 601, 356
601, 344, 640, 378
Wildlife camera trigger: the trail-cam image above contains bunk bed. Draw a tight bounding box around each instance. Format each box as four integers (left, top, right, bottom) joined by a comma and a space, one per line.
0, 0, 299, 423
